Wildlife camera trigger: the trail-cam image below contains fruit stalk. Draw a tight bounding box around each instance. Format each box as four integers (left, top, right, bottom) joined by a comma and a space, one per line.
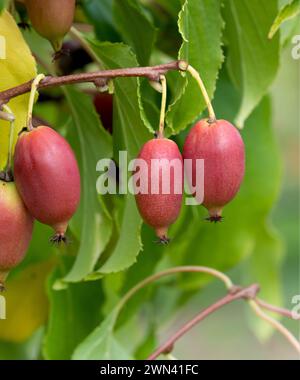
187, 65, 216, 123
158, 75, 167, 138
0, 105, 15, 178
26, 74, 45, 131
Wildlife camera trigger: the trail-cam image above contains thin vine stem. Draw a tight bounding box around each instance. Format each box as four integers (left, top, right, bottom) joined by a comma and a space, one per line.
26, 74, 46, 130
248, 300, 300, 355
148, 288, 300, 360
158, 75, 167, 138
256, 298, 300, 320
186, 64, 216, 123
147, 284, 260, 360
111, 265, 299, 360
117, 266, 233, 313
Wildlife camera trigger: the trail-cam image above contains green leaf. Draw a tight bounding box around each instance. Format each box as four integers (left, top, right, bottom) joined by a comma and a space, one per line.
240, 96, 284, 340
0, 0, 7, 13
153, 0, 182, 19
73, 232, 163, 360
138, 78, 160, 134
223, 0, 280, 127
166, 0, 224, 135
269, 0, 300, 39
116, 224, 164, 326
14, 222, 55, 272
82, 39, 152, 274
63, 88, 113, 282
113, 0, 157, 65
99, 195, 143, 274
44, 258, 104, 360
87, 40, 151, 159
0, 10, 37, 169
244, 224, 284, 340
72, 308, 132, 359
0, 329, 44, 360
280, 11, 300, 46
81, 0, 120, 42
134, 327, 157, 360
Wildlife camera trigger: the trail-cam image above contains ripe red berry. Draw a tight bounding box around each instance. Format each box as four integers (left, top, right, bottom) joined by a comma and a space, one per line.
93, 92, 113, 134
25, 0, 75, 53
183, 119, 245, 221
14, 126, 81, 242
135, 138, 183, 243
0, 181, 33, 290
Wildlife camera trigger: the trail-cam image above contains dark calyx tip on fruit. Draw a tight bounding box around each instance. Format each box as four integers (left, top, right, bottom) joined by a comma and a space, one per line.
205, 215, 223, 223
0, 169, 14, 182
205, 208, 223, 223
49, 233, 69, 245
155, 235, 171, 245
0, 271, 8, 292
52, 48, 69, 62
18, 22, 30, 30
155, 227, 171, 245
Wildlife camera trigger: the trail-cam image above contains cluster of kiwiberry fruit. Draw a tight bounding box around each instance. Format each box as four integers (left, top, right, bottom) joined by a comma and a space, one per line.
0, 0, 245, 289
136, 118, 245, 244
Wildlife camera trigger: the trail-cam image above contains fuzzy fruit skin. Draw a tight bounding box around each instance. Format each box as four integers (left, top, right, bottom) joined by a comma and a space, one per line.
183, 119, 245, 219
0, 181, 33, 286
25, 0, 75, 51
14, 126, 81, 237
135, 138, 183, 241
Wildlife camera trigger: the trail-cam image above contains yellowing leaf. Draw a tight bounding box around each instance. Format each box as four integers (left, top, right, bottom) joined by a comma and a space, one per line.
0, 10, 36, 169
0, 260, 54, 343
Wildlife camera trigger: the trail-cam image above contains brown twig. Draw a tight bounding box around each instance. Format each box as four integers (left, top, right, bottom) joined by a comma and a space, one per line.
248, 300, 300, 355
117, 266, 234, 313
111, 265, 300, 360
147, 284, 260, 360
0, 60, 188, 105
147, 285, 300, 360
256, 298, 300, 320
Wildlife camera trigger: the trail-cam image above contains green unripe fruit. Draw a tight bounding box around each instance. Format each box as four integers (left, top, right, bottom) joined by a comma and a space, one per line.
25, 0, 75, 52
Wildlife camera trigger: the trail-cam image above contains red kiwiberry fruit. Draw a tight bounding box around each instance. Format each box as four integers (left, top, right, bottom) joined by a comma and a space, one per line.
25, 0, 75, 55
14, 126, 81, 243
0, 181, 34, 290
183, 119, 245, 221
135, 137, 183, 243
93, 92, 113, 134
